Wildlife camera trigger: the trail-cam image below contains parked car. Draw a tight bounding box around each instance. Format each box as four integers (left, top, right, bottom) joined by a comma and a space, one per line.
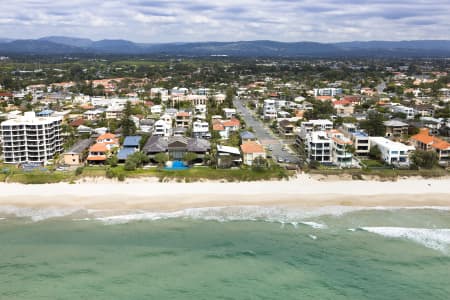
277, 157, 284, 163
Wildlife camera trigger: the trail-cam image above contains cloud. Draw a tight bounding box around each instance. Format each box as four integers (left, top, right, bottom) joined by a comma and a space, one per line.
0, 0, 448, 42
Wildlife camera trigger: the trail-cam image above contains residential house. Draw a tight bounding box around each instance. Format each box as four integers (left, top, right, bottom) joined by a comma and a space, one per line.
240, 141, 266, 166
117, 136, 142, 162
384, 120, 409, 138
216, 145, 242, 168
212, 118, 240, 140
223, 108, 237, 119
175, 111, 192, 129
369, 137, 414, 166
263, 99, 277, 119
143, 136, 210, 163
153, 119, 172, 137
240, 131, 256, 143
105, 106, 124, 119
391, 105, 416, 119
410, 128, 450, 167
192, 120, 211, 139
278, 120, 295, 139
63, 139, 91, 166
87, 133, 119, 164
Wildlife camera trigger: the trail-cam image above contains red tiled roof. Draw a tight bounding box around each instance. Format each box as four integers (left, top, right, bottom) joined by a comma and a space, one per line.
89, 143, 107, 152
87, 155, 107, 161
411, 128, 450, 150
70, 118, 85, 127
213, 123, 225, 131
240, 141, 265, 154
222, 118, 240, 127
97, 133, 116, 141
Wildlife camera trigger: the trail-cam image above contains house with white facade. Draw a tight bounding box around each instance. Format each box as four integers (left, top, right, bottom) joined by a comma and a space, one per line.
192, 120, 211, 139
370, 137, 415, 166
263, 99, 277, 119
305, 131, 333, 164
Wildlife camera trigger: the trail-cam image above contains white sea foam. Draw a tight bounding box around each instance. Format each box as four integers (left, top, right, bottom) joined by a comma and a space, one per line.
0, 206, 85, 222
308, 234, 318, 240
0, 205, 449, 224
300, 221, 328, 229
360, 227, 450, 253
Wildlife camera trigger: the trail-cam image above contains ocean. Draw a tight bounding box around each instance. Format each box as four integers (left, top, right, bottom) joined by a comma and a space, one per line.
0, 205, 449, 299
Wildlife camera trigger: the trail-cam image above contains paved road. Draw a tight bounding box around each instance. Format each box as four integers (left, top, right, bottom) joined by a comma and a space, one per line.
233, 98, 299, 164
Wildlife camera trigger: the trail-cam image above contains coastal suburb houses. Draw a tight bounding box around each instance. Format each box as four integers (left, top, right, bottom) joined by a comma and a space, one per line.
411, 129, 450, 167
0, 112, 63, 164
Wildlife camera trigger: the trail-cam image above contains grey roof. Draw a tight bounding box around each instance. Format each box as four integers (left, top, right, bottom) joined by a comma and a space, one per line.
66, 139, 91, 154
143, 136, 210, 153
143, 136, 168, 153
384, 120, 408, 127
187, 138, 210, 152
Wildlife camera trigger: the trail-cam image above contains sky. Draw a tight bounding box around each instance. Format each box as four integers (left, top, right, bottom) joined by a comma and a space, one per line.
1, 0, 449, 43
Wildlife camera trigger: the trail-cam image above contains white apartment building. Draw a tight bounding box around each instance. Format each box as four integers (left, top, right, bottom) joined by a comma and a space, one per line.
105, 106, 124, 119
370, 137, 415, 166
306, 131, 333, 164
340, 123, 370, 156
301, 119, 333, 133
263, 99, 277, 119
192, 120, 211, 139
313, 88, 343, 97
0, 112, 63, 164
153, 119, 171, 137
328, 130, 354, 167
391, 105, 416, 119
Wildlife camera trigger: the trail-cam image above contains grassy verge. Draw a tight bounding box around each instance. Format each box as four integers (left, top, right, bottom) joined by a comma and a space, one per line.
308, 168, 449, 179
7, 171, 75, 184
108, 165, 292, 182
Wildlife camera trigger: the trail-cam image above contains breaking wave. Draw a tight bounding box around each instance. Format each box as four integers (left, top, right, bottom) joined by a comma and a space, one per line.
360, 227, 450, 253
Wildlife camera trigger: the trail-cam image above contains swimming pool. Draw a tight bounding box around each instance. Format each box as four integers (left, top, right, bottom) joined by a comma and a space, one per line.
164, 160, 189, 170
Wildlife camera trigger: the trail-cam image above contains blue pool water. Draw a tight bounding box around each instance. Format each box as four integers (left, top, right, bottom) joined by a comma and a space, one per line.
164, 160, 189, 170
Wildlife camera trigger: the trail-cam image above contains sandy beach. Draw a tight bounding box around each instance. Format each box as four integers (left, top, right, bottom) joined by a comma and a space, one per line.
0, 174, 449, 212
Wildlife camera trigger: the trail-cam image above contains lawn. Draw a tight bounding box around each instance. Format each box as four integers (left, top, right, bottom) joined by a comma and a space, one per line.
361, 159, 386, 168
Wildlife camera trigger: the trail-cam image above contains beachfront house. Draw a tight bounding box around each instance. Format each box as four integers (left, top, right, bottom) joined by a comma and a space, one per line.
370, 137, 415, 166
410, 128, 450, 167
216, 145, 242, 168
117, 136, 142, 162
143, 136, 211, 164
240, 141, 266, 166
87, 133, 119, 164
63, 139, 91, 166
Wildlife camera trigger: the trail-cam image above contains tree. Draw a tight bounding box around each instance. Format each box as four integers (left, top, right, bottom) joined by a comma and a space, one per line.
120, 101, 136, 137
183, 152, 198, 165
252, 157, 268, 171
411, 150, 438, 169
360, 112, 385, 136
106, 155, 118, 167
154, 153, 169, 168
369, 145, 382, 161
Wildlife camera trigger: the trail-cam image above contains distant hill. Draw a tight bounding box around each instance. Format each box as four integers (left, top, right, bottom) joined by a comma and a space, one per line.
0, 37, 450, 57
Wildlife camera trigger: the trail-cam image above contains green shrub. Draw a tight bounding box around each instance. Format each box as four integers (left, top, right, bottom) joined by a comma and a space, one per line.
75, 166, 84, 176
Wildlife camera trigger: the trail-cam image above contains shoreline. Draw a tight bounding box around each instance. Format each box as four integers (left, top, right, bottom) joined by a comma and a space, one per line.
1, 175, 449, 212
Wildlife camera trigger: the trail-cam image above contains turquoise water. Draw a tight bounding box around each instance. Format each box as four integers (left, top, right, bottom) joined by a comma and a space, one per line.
164, 160, 189, 170
1, 207, 449, 299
